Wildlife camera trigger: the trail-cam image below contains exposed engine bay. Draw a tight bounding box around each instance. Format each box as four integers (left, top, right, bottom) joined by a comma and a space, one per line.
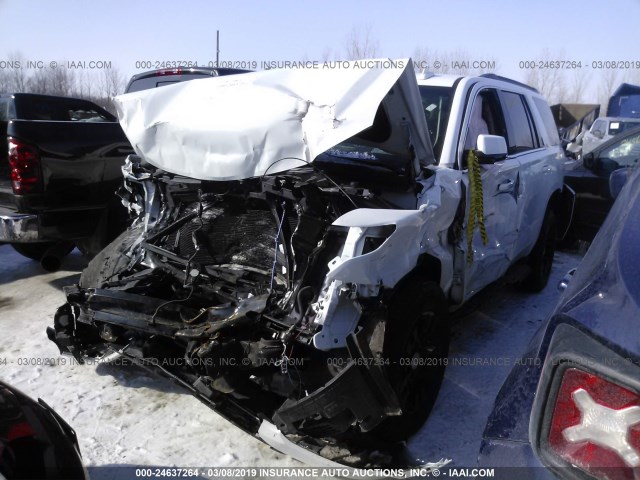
48, 60, 459, 469
48, 154, 453, 467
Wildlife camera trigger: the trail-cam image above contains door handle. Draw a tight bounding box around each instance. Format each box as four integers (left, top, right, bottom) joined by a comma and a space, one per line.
497, 180, 514, 193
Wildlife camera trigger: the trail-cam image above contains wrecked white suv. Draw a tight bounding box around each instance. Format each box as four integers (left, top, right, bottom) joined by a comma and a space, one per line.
48, 60, 568, 467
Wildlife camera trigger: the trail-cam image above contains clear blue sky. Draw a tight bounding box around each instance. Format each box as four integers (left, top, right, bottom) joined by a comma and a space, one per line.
1, 0, 639, 102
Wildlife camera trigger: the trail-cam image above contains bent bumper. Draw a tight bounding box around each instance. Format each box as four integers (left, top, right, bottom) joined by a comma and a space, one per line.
0, 213, 40, 242
0, 207, 108, 243
258, 420, 450, 476
478, 439, 555, 479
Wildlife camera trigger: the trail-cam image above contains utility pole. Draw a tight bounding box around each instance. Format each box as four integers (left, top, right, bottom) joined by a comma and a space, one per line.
216, 30, 220, 66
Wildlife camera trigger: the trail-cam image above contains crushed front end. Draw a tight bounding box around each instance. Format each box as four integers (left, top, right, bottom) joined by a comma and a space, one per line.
48, 157, 429, 467
47, 60, 456, 469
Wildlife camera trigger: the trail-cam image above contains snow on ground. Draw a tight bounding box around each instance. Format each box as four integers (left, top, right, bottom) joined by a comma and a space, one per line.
0, 243, 582, 477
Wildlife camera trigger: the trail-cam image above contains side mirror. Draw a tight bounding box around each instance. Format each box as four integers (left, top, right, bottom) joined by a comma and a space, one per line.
609, 167, 629, 199
476, 134, 507, 163
592, 130, 604, 139
583, 151, 599, 170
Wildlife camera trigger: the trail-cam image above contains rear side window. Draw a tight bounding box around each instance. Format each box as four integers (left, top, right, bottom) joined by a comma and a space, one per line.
67, 107, 112, 122
532, 97, 560, 146
17, 97, 114, 122
501, 91, 536, 153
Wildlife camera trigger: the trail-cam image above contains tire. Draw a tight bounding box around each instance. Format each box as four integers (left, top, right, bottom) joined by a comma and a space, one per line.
522, 209, 557, 292
80, 224, 143, 288
373, 280, 450, 441
11, 242, 73, 261
105, 196, 131, 245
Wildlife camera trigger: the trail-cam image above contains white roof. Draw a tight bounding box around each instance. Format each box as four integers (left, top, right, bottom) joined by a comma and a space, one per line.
416, 74, 462, 88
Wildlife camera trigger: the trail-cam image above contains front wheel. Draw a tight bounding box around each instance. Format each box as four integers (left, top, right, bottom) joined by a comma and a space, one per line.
80, 224, 144, 288
373, 280, 449, 441
522, 209, 557, 292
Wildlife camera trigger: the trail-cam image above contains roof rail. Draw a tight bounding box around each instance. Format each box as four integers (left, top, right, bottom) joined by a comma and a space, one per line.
479, 73, 539, 93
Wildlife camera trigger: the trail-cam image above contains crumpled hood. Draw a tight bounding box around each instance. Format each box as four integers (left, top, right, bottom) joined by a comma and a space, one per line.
114, 58, 434, 180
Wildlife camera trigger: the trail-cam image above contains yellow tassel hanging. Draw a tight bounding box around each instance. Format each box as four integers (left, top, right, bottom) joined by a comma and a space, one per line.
466, 150, 489, 264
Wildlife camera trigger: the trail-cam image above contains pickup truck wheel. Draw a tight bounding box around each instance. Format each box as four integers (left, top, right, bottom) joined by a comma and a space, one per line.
11, 242, 73, 262
80, 224, 143, 288
522, 209, 557, 292
373, 280, 449, 441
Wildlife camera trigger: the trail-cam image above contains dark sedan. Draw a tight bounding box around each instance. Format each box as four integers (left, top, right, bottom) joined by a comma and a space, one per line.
479, 164, 640, 479
564, 124, 640, 242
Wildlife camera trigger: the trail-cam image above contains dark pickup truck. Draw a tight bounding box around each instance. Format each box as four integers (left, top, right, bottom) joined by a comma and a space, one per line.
0, 93, 134, 270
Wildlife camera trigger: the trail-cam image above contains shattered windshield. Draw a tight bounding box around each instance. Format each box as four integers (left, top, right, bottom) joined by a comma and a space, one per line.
326, 100, 403, 168
324, 87, 452, 170
418, 86, 453, 161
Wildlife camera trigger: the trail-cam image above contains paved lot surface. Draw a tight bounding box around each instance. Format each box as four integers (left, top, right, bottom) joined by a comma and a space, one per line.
0, 243, 581, 477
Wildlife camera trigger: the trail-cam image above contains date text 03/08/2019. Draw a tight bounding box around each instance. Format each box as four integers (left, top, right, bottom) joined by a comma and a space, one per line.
133, 467, 497, 478
133, 59, 408, 71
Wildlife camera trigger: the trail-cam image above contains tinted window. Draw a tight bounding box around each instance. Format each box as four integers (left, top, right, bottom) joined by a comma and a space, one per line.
418, 86, 453, 161
16, 97, 114, 122
67, 107, 112, 122
501, 91, 535, 152
533, 97, 560, 146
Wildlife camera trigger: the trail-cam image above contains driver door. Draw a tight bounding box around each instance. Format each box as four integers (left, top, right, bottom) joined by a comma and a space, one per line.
459, 88, 521, 298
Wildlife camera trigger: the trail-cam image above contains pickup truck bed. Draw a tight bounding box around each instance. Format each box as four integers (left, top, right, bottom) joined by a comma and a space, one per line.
0, 93, 134, 268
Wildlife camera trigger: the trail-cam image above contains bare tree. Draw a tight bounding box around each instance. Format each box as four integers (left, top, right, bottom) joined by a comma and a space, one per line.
566, 69, 591, 103
412, 46, 498, 75
524, 49, 568, 104
598, 68, 620, 115
4, 51, 29, 92
26, 66, 77, 96
99, 67, 125, 98
75, 69, 95, 99
344, 25, 379, 60
94, 67, 126, 112
25, 68, 51, 94
321, 47, 340, 62
50, 67, 77, 96
0, 50, 127, 114
412, 46, 435, 73
0, 70, 9, 92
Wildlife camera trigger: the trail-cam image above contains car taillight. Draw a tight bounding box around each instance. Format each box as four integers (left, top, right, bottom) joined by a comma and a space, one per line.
548, 367, 640, 479
8, 137, 42, 194
156, 68, 182, 76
